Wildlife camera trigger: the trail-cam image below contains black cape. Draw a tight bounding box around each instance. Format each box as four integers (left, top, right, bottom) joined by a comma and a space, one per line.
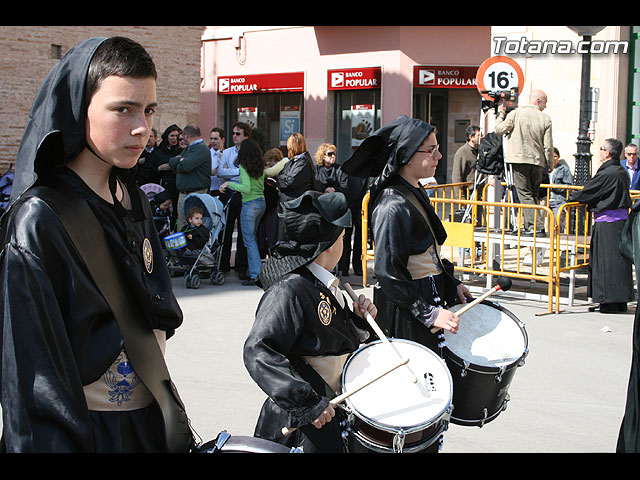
618, 201, 640, 452
570, 159, 633, 304
371, 176, 460, 353
0, 37, 183, 452
243, 268, 372, 453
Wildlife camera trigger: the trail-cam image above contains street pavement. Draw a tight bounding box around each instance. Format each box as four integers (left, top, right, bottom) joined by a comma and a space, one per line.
0, 269, 633, 454
166, 271, 636, 454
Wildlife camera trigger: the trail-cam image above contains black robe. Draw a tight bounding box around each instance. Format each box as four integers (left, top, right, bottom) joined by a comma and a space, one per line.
618, 201, 640, 451
371, 176, 460, 354
569, 159, 634, 305
275, 152, 317, 203
243, 267, 372, 453
0, 166, 183, 452
315, 164, 348, 194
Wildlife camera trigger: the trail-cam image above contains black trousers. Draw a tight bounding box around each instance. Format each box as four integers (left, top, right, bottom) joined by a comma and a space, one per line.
219, 190, 247, 273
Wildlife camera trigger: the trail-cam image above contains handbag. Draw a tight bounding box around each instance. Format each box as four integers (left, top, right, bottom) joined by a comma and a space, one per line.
33, 185, 194, 453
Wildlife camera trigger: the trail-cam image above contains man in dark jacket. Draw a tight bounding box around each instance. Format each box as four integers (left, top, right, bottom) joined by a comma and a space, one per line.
621, 143, 640, 190
570, 138, 633, 313
169, 124, 211, 230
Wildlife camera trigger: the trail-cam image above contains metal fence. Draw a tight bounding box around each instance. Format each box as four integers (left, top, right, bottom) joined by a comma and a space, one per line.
358, 181, 637, 315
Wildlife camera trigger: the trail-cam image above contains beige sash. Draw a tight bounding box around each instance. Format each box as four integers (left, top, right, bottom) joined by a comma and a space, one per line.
303, 353, 351, 394
83, 330, 166, 411
406, 244, 443, 280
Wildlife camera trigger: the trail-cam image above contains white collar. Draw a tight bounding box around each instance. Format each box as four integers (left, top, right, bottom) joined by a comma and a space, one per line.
306, 261, 338, 290
306, 262, 345, 308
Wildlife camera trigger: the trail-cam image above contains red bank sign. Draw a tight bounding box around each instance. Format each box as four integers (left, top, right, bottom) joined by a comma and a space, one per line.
413, 66, 479, 89
328, 67, 382, 91
218, 72, 304, 95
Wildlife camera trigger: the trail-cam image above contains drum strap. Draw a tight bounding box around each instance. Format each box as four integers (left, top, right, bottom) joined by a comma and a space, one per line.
288, 355, 336, 399
31, 185, 195, 453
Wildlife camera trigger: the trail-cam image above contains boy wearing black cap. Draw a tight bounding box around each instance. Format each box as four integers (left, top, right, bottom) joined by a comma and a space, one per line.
243, 190, 377, 453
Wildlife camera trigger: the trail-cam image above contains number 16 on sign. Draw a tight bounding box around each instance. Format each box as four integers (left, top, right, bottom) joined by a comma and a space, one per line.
476, 56, 524, 100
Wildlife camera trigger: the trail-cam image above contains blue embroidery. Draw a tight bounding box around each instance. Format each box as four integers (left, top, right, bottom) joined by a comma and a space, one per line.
103, 353, 141, 406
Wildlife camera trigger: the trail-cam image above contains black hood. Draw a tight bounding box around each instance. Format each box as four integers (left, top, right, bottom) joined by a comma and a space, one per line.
341, 115, 434, 204
258, 190, 352, 291
9, 37, 108, 207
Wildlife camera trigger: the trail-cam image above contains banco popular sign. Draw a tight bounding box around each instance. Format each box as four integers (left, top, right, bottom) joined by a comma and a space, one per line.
218, 72, 304, 95
328, 67, 382, 91
413, 66, 479, 89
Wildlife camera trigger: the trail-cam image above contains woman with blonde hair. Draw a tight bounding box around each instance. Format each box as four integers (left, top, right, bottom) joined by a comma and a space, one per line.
314, 143, 348, 194
275, 133, 318, 240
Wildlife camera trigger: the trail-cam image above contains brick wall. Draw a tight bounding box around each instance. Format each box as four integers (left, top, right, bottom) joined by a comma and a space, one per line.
0, 26, 204, 174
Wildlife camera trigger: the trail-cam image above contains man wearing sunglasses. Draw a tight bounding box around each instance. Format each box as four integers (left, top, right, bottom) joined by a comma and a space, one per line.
218, 122, 250, 278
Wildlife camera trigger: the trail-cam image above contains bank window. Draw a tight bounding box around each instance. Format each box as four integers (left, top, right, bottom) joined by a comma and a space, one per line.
334, 90, 381, 166
225, 93, 304, 154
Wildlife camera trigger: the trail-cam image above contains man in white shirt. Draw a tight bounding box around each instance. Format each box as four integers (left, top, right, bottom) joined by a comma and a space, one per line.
209, 127, 224, 196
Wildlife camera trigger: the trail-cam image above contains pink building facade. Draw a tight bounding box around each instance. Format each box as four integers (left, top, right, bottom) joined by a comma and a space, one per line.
201, 26, 491, 183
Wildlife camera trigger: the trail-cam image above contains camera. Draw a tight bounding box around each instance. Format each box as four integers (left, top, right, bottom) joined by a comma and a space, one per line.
481, 87, 519, 114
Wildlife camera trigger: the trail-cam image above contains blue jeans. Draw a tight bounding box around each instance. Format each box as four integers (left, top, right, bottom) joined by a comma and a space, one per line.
240, 197, 266, 280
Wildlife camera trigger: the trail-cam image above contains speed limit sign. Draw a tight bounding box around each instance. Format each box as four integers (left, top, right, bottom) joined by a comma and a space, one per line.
476, 56, 524, 100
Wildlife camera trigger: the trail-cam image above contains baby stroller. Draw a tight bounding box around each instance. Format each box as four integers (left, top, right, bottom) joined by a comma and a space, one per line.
164, 193, 227, 289
141, 183, 173, 239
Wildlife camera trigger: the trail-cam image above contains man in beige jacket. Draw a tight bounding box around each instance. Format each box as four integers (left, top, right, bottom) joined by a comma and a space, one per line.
495, 89, 554, 234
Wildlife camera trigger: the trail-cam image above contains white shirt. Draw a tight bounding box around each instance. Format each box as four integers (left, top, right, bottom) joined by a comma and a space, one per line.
218, 145, 240, 182
306, 262, 345, 308
210, 147, 222, 191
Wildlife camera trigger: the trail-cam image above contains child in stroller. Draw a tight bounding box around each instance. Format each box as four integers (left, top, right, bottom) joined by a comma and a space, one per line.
141, 183, 173, 241
164, 192, 227, 289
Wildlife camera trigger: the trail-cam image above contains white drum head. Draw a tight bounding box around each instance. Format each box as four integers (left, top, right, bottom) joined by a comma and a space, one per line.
445, 302, 526, 368
342, 339, 452, 431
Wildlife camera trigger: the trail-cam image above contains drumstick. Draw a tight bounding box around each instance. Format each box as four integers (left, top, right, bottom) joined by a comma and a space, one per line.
343, 283, 417, 384
281, 356, 409, 437
430, 276, 512, 333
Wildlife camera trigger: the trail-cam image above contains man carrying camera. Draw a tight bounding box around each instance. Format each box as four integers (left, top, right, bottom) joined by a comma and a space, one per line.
495, 89, 554, 235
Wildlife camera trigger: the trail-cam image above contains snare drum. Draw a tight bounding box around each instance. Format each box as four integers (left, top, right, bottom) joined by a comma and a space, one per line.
443, 300, 528, 427
164, 232, 187, 250
195, 431, 302, 453
341, 339, 453, 453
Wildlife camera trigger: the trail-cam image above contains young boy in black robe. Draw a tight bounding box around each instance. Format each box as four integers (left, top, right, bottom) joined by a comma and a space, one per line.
0, 37, 191, 452
342, 116, 472, 355
243, 190, 377, 453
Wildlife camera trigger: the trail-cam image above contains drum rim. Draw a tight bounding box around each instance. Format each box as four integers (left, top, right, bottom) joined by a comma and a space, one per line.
351, 420, 447, 453
164, 232, 186, 239
443, 300, 528, 373
342, 338, 453, 434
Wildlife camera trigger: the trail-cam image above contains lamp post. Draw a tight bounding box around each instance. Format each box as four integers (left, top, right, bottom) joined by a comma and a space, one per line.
567, 26, 606, 186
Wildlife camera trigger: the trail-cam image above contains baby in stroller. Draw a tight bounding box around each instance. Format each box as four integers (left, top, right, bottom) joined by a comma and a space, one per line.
164, 193, 227, 289
182, 206, 210, 251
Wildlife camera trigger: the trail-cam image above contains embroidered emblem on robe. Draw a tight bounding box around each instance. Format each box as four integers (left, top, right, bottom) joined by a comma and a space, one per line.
318, 300, 332, 326
103, 352, 142, 406
142, 237, 153, 274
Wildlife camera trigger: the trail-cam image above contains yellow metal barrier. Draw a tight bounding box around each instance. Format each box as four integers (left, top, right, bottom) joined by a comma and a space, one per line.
359, 182, 599, 315
433, 197, 557, 314
553, 201, 590, 312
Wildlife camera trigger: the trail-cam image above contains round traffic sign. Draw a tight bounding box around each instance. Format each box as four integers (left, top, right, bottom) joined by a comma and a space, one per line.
476, 56, 524, 101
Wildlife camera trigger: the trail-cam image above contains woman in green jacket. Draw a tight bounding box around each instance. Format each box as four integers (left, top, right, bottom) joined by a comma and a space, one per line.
221, 139, 266, 285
